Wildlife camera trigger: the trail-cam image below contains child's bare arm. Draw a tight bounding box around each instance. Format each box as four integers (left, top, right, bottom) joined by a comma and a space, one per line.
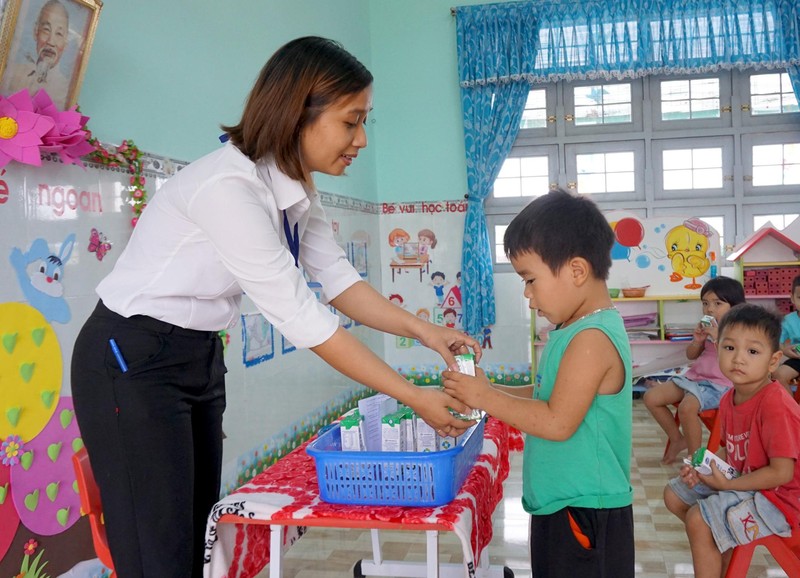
685, 325, 707, 360
492, 383, 534, 399
699, 457, 795, 491
444, 328, 623, 440
782, 339, 800, 359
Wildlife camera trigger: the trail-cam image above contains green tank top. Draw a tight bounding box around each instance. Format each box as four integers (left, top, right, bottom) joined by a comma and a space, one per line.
522, 308, 633, 515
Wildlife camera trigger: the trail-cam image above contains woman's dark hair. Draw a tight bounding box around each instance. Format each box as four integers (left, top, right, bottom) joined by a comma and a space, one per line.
221, 36, 373, 184
718, 303, 782, 352
700, 276, 745, 306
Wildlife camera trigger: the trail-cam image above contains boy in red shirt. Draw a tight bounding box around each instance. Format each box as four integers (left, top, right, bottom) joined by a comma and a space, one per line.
664, 303, 800, 578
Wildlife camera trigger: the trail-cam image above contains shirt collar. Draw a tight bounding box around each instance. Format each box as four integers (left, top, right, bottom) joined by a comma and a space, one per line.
255, 156, 315, 211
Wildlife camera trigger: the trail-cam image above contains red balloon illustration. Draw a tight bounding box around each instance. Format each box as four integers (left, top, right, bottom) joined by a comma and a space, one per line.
614, 218, 644, 248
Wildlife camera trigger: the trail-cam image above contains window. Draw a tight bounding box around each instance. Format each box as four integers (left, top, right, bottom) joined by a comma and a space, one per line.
564, 79, 643, 135
662, 148, 723, 190
750, 72, 799, 115
660, 78, 720, 121
753, 213, 799, 230
751, 143, 800, 187
576, 151, 635, 193
494, 156, 550, 198
520, 89, 548, 129
574, 83, 632, 126
652, 136, 733, 200
488, 70, 800, 268
493, 224, 509, 264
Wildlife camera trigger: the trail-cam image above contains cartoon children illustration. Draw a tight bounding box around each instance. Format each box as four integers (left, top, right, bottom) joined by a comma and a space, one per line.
443, 307, 458, 328
388, 293, 405, 308
430, 271, 449, 305
388, 228, 410, 263
482, 325, 493, 349
451, 271, 462, 305
416, 308, 431, 322
417, 229, 437, 262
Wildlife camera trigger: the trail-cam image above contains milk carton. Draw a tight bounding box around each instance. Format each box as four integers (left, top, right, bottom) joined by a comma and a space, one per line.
415, 415, 438, 452
381, 411, 404, 452
450, 353, 484, 421
340, 410, 365, 451
685, 447, 739, 480
399, 407, 416, 452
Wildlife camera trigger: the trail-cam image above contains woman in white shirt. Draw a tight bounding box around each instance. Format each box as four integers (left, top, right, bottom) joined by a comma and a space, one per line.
71, 36, 481, 578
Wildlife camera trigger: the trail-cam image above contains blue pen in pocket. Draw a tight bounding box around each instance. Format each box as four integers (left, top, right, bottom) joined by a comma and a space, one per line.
109, 338, 128, 372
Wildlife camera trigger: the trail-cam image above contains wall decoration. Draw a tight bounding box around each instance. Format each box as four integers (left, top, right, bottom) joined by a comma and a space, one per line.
347, 240, 367, 277
241, 313, 274, 368
0, 0, 103, 110
0, 302, 61, 443
281, 334, 295, 355
9, 233, 75, 324
10, 396, 82, 535
86, 226, 109, 260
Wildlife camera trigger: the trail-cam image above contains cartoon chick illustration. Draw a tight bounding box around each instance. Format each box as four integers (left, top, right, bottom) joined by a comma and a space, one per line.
665, 217, 711, 290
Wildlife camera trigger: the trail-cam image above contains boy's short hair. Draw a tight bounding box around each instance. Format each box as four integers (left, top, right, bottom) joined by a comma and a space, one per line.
700, 277, 746, 306
717, 303, 782, 352
792, 274, 800, 293
503, 188, 614, 279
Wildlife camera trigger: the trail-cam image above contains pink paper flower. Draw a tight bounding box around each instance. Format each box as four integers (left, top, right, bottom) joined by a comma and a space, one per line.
0, 90, 54, 169
32, 90, 94, 167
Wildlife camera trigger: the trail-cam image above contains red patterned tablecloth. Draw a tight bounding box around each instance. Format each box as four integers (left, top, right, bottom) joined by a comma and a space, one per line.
203, 418, 518, 578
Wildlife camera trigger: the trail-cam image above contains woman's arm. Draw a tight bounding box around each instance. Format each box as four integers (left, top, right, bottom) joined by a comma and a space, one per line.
330, 281, 482, 366
311, 326, 474, 433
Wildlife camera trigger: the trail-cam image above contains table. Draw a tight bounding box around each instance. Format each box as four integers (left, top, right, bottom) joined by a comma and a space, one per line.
391, 261, 430, 282
203, 418, 516, 578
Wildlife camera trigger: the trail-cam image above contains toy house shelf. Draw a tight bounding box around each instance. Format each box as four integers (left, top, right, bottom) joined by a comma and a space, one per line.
727, 226, 800, 314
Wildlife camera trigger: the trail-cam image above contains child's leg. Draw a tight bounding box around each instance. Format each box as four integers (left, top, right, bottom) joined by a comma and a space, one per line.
774, 363, 799, 390
664, 484, 691, 521
677, 393, 702, 457
642, 380, 686, 463
686, 505, 723, 578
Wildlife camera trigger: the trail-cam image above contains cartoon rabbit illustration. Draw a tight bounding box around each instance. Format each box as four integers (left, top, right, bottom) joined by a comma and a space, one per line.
9, 233, 76, 324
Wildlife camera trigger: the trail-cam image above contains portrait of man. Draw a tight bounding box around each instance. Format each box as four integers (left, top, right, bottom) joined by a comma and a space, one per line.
0, 0, 100, 109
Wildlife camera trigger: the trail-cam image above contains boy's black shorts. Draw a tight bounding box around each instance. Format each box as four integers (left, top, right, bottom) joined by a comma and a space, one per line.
530, 505, 634, 578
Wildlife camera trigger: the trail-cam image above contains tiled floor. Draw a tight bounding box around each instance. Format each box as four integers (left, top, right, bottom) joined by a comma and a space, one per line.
259, 399, 789, 577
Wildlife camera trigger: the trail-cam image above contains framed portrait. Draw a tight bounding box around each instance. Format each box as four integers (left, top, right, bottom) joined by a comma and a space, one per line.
0, 0, 102, 109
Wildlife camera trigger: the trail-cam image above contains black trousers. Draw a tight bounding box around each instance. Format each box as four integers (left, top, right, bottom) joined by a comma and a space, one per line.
72, 301, 226, 578
530, 505, 634, 578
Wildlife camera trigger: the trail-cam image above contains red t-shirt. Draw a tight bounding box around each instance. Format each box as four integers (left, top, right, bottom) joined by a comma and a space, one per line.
720, 381, 800, 524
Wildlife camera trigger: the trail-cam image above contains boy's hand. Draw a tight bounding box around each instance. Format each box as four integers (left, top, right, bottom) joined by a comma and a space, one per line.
679, 464, 700, 488
442, 366, 491, 411
697, 463, 730, 490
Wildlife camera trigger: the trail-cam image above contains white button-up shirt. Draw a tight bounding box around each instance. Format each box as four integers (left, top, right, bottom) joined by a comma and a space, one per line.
97, 143, 361, 349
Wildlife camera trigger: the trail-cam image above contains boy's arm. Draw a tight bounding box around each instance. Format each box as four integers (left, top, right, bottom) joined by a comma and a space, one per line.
443, 328, 624, 441
701, 457, 795, 491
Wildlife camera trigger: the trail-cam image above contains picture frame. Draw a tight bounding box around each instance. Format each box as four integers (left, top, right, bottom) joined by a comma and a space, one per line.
0, 0, 102, 109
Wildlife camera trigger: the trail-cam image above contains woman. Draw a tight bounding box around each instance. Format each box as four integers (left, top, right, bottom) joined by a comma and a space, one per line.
71, 36, 480, 578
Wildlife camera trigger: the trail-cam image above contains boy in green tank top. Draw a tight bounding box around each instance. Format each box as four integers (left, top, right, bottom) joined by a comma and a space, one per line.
443, 189, 634, 577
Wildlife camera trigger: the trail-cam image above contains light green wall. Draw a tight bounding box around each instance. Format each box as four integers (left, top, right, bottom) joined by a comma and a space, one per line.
79, 0, 489, 202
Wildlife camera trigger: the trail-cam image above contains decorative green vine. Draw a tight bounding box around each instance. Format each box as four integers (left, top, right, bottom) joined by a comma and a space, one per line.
86, 137, 147, 227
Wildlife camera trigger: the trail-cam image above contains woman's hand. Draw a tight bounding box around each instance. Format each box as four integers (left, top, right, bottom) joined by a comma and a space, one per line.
414, 322, 482, 368
412, 387, 474, 436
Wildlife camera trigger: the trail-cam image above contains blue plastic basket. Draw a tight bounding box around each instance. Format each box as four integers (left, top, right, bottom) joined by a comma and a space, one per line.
306, 417, 485, 506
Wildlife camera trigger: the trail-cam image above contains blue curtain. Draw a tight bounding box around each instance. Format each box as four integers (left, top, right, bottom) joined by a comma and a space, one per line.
454, 0, 800, 337
458, 0, 800, 87
456, 6, 535, 337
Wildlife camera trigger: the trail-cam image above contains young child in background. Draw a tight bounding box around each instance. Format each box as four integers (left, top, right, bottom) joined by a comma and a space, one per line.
664, 303, 800, 578
643, 277, 746, 464
443, 188, 634, 578
775, 274, 800, 396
